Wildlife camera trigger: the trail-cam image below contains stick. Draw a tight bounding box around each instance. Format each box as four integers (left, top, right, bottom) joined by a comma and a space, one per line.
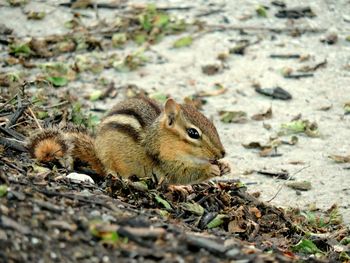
28, 107, 42, 130
270, 54, 301, 59
6, 104, 28, 128
196, 9, 223, 17
267, 165, 310, 202
205, 24, 326, 34
284, 73, 314, 79
0, 137, 27, 152
0, 126, 25, 141
257, 170, 289, 180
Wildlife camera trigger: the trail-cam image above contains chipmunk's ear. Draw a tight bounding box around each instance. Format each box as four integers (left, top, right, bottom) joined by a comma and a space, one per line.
164, 98, 180, 127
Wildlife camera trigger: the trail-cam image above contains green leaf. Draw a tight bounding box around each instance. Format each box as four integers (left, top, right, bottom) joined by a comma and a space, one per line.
339, 252, 350, 261
154, 194, 173, 211
158, 209, 170, 218
0, 185, 8, 197
9, 43, 32, 57
36, 111, 49, 119
139, 12, 153, 31
154, 13, 169, 28
89, 90, 103, 101
182, 202, 204, 216
173, 36, 193, 48
280, 120, 319, 137
281, 120, 306, 133
87, 114, 100, 129
292, 239, 323, 254
149, 92, 168, 103
89, 220, 121, 245
206, 214, 226, 229
71, 102, 86, 126
340, 237, 350, 245
256, 5, 268, 17
46, 76, 68, 87
133, 33, 147, 45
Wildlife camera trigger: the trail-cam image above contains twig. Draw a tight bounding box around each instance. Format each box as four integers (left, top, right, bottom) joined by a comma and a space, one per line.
0, 137, 26, 152
6, 105, 27, 128
28, 107, 42, 130
0, 126, 25, 141
270, 54, 301, 59
257, 170, 289, 180
60, 2, 128, 9
205, 24, 326, 34
196, 9, 224, 18
131, 4, 193, 11
42, 100, 69, 110
267, 165, 310, 202
284, 73, 314, 79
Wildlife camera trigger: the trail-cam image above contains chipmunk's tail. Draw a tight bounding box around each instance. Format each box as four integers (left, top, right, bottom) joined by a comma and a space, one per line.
28, 125, 105, 177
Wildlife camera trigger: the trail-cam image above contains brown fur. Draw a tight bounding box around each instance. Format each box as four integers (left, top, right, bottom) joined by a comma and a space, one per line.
66, 130, 105, 176
180, 104, 224, 153
29, 97, 228, 184
28, 129, 68, 162
33, 139, 65, 162
28, 126, 105, 176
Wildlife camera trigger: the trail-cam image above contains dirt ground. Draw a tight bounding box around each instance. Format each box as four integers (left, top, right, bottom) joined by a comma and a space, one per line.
1, 0, 349, 226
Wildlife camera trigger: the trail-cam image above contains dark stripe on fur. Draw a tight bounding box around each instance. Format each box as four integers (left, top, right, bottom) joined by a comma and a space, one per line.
106, 108, 146, 127
107, 122, 141, 142
139, 96, 161, 115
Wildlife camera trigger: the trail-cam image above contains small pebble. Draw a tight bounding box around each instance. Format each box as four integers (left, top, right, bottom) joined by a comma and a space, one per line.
31, 237, 40, 245
50, 252, 57, 259
102, 214, 115, 223
102, 256, 110, 263
66, 172, 95, 184
90, 210, 101, 217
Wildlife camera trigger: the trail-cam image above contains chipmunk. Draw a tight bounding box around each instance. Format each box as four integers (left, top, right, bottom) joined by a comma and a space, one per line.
29, 97, 230, 184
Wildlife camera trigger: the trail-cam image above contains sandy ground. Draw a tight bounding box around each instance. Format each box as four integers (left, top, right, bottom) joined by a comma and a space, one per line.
1, 0, 349, 224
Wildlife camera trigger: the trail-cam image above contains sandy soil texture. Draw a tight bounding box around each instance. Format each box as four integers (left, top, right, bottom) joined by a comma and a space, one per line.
1, 0, 349, 225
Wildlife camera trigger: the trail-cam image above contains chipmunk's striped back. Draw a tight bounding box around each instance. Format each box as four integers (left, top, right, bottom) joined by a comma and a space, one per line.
99, 97, 161, 141
95, 97, 162, 178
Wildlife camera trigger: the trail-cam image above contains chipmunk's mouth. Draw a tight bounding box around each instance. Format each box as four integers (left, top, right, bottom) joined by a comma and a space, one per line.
209, 159, 219, 165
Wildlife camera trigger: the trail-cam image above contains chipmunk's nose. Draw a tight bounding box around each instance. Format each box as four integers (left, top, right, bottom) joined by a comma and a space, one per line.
220, 150, 226, 158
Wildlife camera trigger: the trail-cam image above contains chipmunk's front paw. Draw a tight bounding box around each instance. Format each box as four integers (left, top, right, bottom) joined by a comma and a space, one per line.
209, 164, 221, 178
218, 160, 231, 176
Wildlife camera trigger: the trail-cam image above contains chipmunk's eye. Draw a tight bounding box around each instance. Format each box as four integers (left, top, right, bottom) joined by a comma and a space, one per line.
187, 128, 200, 139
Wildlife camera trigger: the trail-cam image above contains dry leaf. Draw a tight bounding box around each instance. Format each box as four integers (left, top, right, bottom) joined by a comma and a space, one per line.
219, 110, 247, 123
201, 64, 222, 75
251, 107, 272, 121
249, 207, 262, 218
329, 155, 350, 163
